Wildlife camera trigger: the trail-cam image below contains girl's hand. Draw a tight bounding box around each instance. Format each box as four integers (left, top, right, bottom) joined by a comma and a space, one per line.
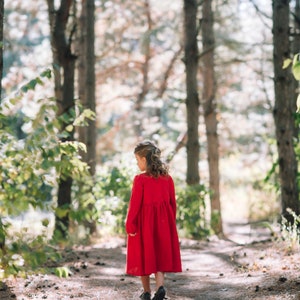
128, 233, 137, 237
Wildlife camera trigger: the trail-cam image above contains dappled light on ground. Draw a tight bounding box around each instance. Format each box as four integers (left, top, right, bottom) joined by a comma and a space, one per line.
1, 222, 300, 299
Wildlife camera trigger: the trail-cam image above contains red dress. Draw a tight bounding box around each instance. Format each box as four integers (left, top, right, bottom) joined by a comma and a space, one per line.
125, 173, 182, 276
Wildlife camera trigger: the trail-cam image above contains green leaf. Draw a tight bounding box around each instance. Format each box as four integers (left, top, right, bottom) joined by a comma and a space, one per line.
292, 63, 300, 80
40, 68, 52, 79
55, 206, 70, 218
41, 218, 50, 227
283, 58, 292, 69
55, 267, 71, 278
65, 125, 74, 132
292, 54, 300, 80
73, 109, 96, 126
77, 142, 87, 153
293, 53, 300, 65
296, 94, 300, 113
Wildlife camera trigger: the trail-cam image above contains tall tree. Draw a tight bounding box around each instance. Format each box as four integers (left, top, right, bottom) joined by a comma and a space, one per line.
47, 0, 77, 237
0, 0, 4, 250
78, 0, 96, 176
0, 0, 3, 102
201, 0, 222, 234
183, 0, 200, 185
292, 0, 300, 140
77, 0, 97, 234
272, 0, 299, 223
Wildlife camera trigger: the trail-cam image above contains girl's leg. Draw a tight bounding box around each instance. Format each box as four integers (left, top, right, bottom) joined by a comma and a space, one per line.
141, 275, 151, 293
154, 272, 165, 289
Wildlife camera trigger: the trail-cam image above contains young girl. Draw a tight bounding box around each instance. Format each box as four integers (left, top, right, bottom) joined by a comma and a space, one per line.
125, 141, 182, 300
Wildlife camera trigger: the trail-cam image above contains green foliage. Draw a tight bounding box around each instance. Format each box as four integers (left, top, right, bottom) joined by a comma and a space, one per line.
264, 160, 280, 193
295, 113, 300, 191
211, 209, 222, 233
264, 112, 300, 199
0, 97, 90, 215
68, 173, 101, 241
176, 183, 210, 239
280, 209, 300, 252
0, 69, 97, 276
55, 267, 71, 278
283, 54, 300, 112
94, 166, 134, 235
0, 222, 62, 279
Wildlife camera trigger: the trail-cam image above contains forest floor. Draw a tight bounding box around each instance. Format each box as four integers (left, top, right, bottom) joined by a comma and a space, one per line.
1, 221, 300, 300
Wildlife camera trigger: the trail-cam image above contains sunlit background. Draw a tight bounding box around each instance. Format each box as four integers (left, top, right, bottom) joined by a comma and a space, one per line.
2, 0, 278, 233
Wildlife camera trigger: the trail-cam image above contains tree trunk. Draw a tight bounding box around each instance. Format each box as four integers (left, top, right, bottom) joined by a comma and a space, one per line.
0, 0, 3, 102
0, 0, 4, 250
47, 0, 77, 237
292, 0, 300, 140
77, 0, 97, 235
183, 0, 200, 185
78, 0, 96, 176
201, 0, 222, 234
272, 0, 299, 223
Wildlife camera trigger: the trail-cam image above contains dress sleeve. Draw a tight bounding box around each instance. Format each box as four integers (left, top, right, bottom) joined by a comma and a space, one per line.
125, 175, 143, 234
169, 176, 177, 219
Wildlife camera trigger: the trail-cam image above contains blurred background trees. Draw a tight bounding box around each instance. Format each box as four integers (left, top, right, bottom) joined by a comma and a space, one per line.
0, 0, 299, 275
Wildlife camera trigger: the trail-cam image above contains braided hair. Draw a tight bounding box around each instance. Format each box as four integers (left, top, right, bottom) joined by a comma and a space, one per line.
134, 140, 169, 178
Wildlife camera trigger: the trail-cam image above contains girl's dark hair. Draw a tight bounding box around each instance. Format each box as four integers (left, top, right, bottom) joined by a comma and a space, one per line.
134, 140, 169, 177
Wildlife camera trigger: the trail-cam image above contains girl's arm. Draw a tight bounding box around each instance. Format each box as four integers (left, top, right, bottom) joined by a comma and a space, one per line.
125, 175, 143, 234
169, 176, 177, 219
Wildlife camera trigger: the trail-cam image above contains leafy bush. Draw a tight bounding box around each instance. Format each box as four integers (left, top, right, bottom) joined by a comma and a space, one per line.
176, 183, 210, 239
94, 166, 134, 235
295, 113, 300, 191
0, 221, 61, 279
0, 69, 96, 276
280, 208, 300, 252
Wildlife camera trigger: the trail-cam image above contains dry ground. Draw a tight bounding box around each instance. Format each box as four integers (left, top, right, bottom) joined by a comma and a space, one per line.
1, 222, 300, 300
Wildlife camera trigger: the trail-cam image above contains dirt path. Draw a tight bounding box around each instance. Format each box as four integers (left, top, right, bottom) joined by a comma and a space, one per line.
1, 222, 300, 300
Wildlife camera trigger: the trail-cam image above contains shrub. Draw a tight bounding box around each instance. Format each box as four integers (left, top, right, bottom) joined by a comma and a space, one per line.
176, 183, 210, 239
280, 208, 300, 252
94, 165, 134, 235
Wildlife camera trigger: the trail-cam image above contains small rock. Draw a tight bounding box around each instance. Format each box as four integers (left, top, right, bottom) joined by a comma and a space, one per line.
279, 276, 287, 282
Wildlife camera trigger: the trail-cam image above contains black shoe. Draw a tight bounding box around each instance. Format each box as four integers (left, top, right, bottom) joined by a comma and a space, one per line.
140, 291, 151, 300
152, 286, 166, 300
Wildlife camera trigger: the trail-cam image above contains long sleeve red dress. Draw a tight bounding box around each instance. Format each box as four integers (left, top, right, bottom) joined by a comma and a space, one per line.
125, 173, 182, 276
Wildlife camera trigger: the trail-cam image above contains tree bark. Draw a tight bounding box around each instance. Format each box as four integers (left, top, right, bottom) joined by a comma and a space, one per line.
201, 0, 222, 234
272, 0, 299, 223
0, 0, 3, 102
0, 0, 4, 250
183, 0, 200, 185
78, 0, 96, 176
77, 0, 97, 235
292, 0, 300, 140
47, 0, 77, 237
